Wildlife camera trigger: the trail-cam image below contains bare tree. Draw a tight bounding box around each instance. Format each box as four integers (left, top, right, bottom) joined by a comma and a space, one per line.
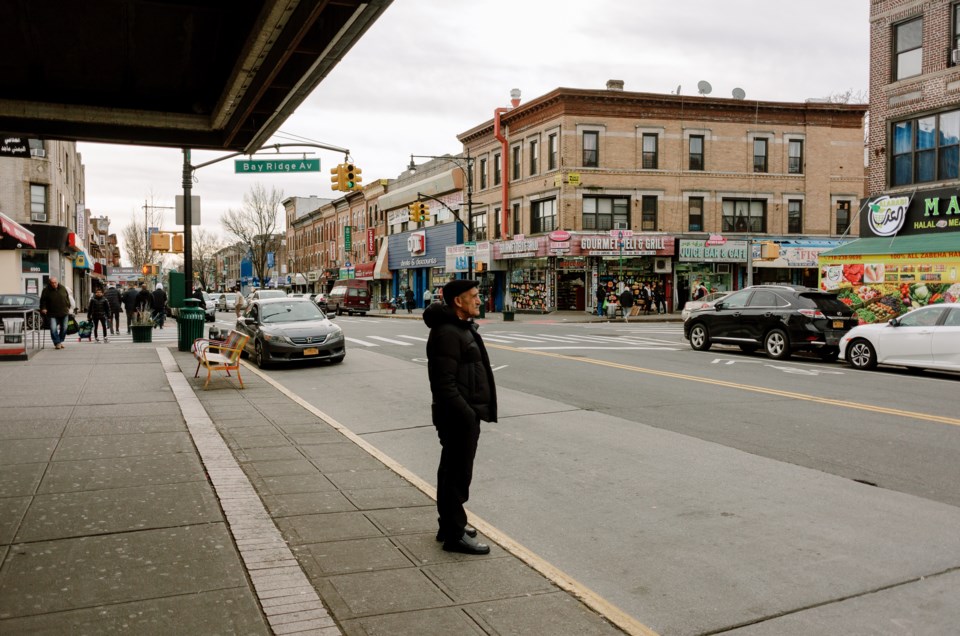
824, 88, 868, 104
220, 183, 284, 286
120, 195, 167, 270
190, 227, 225, 291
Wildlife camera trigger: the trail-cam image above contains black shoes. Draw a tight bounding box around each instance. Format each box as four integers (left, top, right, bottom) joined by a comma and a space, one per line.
442, 531, 490, 555
436, 524, 477, 542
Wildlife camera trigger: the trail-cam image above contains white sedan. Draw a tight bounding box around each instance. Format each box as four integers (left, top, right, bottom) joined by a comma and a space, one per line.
680, 291, 730, 321
838, 303, 960, 372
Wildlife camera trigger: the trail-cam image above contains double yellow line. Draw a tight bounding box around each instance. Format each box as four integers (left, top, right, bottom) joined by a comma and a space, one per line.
488, 344, 960, 428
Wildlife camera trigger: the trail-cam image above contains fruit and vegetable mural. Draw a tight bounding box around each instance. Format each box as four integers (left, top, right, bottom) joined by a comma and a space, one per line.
819, 257, 960, 324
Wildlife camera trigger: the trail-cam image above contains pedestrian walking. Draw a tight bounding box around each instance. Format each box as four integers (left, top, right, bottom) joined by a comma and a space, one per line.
152, 283, 168, 328
235, 286, 246, 319
39, 276, 72, 349
404, 287, 415, 313
655, 282, 667, 314
619, 286, 634, 322
423, 279, 497, 555
104, 283, 122, 334
87, 287, 111, 342
595, 283, 606, 317
121, 284, 139, 333
423, 287, 433, 305
135, 283, 153, 319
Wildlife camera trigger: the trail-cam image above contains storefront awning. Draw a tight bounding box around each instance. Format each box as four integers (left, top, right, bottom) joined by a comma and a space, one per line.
373, 240, 391, 279
821, 234, 960, 257
73, 250, 93, 270
0, 212, 36, 247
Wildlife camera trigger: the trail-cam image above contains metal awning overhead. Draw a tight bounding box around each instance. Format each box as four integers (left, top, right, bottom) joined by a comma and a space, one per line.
0, 1, 393, 152
0, 212, 36, 247
821, 234, 960, 257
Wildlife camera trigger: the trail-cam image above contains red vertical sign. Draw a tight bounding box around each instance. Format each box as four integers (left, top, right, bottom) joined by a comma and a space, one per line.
367, 228, 376, 255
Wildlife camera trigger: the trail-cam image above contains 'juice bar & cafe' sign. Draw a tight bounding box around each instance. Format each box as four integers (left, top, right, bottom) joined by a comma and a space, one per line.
819, 186, 960, 323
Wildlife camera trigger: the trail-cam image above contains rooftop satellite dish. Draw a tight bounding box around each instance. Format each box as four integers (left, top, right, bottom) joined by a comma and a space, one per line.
732, 87, 746, 100
697, 80, 712, 95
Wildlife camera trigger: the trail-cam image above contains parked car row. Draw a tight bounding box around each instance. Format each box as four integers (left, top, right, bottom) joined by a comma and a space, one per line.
683, 284, 960, 373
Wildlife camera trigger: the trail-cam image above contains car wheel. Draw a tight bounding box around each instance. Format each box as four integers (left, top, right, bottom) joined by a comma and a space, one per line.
29, 313, 44, 330
689, 323, 711, 351
764, 329, 791, 360
254, 340, 270, 369
818, 347, 840, 362
739, 344, 758, 353
329, 355, 345, 364
847, 339, 877, 370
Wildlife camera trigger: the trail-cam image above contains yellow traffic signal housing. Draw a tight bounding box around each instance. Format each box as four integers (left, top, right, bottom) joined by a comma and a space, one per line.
417, 201, 430, 221
346, 164, 362, 190
150, 232, 171, 251
408, 202, 420, 222
141, 264, 150, 275
330, 164, 344, 191
172, 233, 184, 253
760, 242, 780, 260
475, 261, 486, 273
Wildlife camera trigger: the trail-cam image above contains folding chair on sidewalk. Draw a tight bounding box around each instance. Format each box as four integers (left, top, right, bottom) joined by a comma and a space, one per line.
192, 330, 249, 389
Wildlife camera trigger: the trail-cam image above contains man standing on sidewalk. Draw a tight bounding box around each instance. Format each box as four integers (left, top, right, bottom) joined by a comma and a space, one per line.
104, 283, 122, 334
423, 279, 497, 555
121, 284, 139, 334
39, 276, 71, 349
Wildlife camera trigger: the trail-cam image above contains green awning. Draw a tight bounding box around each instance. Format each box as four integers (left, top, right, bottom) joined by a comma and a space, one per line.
821, 233, 960, 257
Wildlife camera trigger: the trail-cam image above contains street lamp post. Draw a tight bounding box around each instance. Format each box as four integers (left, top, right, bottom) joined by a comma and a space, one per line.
407, 152, 475, 279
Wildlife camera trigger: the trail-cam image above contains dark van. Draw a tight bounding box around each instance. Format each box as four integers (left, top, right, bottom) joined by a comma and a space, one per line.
327, 280, 371, 315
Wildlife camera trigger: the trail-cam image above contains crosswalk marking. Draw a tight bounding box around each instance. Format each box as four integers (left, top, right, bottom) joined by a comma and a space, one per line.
345, 337, 378, 347
368, 335, 413, 346
397, 335, 428, 342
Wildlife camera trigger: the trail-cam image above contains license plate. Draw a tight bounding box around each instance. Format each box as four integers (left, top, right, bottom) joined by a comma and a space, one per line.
304, 347, 319, 356
833, 320, 844, 328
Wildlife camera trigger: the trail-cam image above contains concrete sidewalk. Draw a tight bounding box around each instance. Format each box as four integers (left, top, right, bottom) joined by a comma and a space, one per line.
0, 340, 636, 635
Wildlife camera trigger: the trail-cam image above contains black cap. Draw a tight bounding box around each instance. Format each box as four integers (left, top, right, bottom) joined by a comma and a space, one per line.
443, 279, 479, 305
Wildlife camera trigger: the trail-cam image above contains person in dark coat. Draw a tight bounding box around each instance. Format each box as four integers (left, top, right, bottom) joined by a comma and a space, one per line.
595, 283, 606, 316
152, 283, 168, 329
104, 283, 122, 334
39, 276, 72, 349
135, 283, 153, 323
121, 284, 139, 333
404, 287, 415, 313
87, 287, 112, 342
619, 286, 635, 322
423, 279, 497, 555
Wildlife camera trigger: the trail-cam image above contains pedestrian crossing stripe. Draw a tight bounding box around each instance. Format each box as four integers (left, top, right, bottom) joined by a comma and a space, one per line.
344, 331, 680, 350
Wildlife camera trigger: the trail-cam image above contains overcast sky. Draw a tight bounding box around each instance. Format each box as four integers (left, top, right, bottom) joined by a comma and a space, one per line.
78, 0, 869, 260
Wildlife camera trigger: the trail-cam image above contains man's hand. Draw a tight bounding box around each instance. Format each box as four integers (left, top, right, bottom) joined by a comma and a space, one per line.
40, 309, 47, 315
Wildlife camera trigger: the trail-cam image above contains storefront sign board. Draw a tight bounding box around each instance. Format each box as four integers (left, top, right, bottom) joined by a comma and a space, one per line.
679, 240, 748, 262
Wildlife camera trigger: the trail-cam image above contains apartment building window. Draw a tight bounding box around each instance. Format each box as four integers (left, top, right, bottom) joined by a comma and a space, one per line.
689, 135, 704, 171
787, 200, 803, 233
548, 133, 558, 170
642, 134, 659, 169
688, 197, 704, 231
894, 16, 923, 80
722, 199, 766, 232
529, 139, 539, 176
583, 131, 599, 167
471, 211, 488, 241
531, 198, 557, 233
753, 138, 768, 173
788, 139, 804, 174
512, 203, 521, 236
479, 158, 488, 189
582, 196, 629, 230
836, 200, 852, 235
512, 145, 521, 180
493, 153, 501, 185
641, 196, 658, 231
30, 184, 47, 222
28, 139, 46, 158
892, 109, 960, 186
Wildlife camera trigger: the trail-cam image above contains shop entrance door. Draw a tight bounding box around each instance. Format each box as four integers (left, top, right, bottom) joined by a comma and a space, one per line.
556, 272, 585, 311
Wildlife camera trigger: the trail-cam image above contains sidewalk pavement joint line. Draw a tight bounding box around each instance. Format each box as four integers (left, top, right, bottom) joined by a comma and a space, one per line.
240, 359, 658, 636
157, 347, 341, 636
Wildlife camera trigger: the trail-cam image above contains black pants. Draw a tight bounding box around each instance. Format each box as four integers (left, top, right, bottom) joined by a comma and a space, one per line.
92, 317, 108, 339
435, 415, 481, 541
110, 310, 120, 332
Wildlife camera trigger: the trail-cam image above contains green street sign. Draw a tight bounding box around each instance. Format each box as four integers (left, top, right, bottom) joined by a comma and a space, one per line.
234, 159, 320, 173
344, 225, 352, 251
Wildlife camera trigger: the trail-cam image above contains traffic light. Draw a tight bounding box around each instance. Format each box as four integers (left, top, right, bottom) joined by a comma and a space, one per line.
330, 163, 344, 191
345, 164, 362, 190
416, 201, 429, 222
172, 233, 184, 253
408, 202, 420, 223
142, 264, 150, 276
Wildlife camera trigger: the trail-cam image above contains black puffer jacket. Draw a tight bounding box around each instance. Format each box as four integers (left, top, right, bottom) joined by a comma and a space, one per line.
87, 295, 112, 319
423, 303, 497, 425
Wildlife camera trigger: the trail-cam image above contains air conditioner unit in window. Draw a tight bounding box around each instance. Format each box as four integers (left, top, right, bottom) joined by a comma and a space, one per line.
31, 213, 47, 222
653, 258, 672, 273
614, 222, 629, 230
30, 149, 46, 158
953, 48, 960, 65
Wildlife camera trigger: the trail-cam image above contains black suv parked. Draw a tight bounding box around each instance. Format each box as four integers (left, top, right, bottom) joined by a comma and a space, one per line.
683, 285, 858, 360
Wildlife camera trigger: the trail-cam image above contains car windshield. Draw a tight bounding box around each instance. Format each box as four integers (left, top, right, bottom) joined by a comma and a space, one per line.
260, 301, 324, 323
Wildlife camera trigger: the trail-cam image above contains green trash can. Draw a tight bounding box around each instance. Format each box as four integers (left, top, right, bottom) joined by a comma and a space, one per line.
478, 294, 486, 319
177, 298, 206, 352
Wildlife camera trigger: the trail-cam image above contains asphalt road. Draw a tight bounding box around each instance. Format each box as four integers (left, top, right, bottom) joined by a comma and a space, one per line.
218, 311, 960, 635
